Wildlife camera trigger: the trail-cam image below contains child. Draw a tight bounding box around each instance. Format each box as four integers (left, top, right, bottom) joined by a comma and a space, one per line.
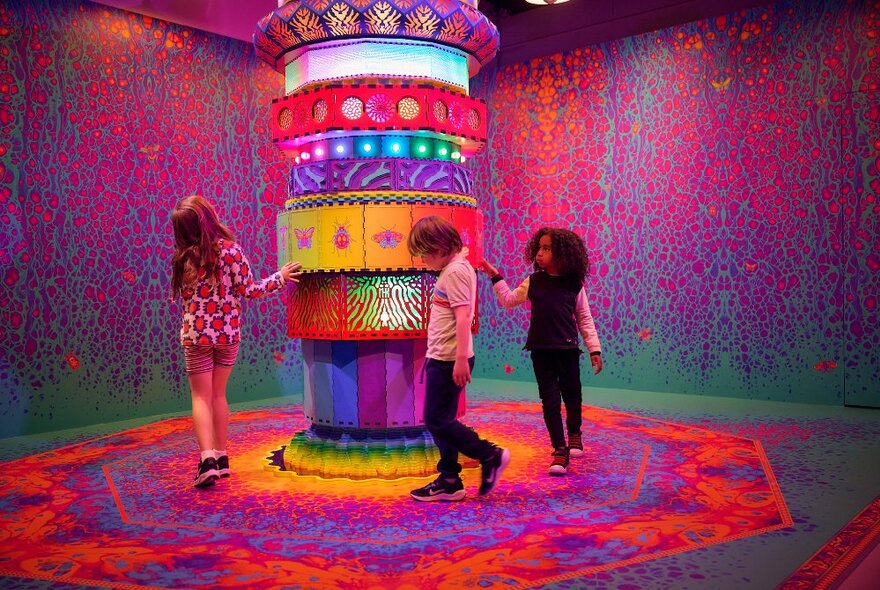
407, 215, 510, 501
170, 195, 301, 488
481, 227, 603, 476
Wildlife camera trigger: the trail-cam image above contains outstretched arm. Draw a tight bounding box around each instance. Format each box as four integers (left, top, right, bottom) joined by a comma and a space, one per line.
479, 259, 500, 278
230, 245, 297, 299
479, 259, 529, 308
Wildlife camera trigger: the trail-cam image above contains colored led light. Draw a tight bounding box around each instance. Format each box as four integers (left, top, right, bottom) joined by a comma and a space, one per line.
380, 136, 409, 158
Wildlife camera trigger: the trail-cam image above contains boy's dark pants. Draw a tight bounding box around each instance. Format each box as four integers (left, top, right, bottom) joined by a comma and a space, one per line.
424, 357, 495, 478
530, 348, 582, 449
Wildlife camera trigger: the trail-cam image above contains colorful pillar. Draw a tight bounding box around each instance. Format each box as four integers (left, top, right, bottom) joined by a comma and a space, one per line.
254, 0, 499, 479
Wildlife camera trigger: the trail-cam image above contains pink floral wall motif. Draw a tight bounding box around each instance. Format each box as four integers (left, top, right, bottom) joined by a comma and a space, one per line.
470, 0, 878, 405
0, 0, 877, 437
0, 0, 299, 436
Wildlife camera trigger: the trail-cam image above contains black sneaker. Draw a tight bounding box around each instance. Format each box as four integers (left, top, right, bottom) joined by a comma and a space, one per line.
410, 477, 466, 502
478, 447, 510, 496
217, 455, 230, 478
568, 433, 584, 458
193, 457, 220, 488
548, 447, 569, 476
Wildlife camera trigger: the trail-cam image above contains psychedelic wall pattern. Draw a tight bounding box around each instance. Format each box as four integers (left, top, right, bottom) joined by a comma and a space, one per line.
0, 0, 877, 437
0, 0, 300, 437
470, 0, 878, 406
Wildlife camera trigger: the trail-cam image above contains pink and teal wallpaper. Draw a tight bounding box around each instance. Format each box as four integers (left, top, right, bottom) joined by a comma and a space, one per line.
0, 0, 300, 437
0, 0, 877, 437
471, 0, 878, 407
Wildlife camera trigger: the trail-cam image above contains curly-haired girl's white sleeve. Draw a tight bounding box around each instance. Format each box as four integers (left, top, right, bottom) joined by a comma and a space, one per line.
575, 287, 602, 354
492, 276, 530, 309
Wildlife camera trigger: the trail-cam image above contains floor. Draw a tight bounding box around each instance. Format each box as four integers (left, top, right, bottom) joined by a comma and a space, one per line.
0, 380, 878, 588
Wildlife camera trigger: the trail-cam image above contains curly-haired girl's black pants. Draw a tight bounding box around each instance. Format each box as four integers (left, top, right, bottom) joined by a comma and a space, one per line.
530, 348, 583, 449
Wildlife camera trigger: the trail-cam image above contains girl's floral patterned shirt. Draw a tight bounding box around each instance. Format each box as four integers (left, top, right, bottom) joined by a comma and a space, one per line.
179, 239, 285, 346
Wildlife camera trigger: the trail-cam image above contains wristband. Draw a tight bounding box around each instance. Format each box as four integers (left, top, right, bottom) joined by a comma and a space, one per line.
490, 274, 503, 284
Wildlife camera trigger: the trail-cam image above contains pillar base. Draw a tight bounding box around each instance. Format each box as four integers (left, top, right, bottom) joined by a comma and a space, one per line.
265, 425, 461, 480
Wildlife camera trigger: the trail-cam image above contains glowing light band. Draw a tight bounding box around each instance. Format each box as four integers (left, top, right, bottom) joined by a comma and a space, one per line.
285, 272, 481, 340
290, 135, 463, 163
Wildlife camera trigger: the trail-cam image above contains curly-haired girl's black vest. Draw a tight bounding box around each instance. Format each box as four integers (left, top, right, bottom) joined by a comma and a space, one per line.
524, 271, 581, 350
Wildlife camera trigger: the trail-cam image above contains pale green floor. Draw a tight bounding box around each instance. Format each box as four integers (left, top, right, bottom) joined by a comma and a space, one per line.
2, 380, 879, 589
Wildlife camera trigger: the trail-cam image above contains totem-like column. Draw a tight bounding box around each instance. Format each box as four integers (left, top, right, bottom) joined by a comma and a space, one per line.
254, 0, 499, 479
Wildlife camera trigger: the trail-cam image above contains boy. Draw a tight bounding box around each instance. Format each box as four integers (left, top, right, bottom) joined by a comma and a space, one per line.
407, 216, 510, 501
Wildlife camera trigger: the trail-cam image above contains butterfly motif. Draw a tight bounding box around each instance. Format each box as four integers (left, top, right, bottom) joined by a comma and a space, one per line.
710, 77, 732, 92
294, 227, 314, 249
813, 360, 837, 372
139, 144, 162, 161
121, 270, 136, 284
638, 327, 653, 341
272, 351, 285, 365
372, 228, 404, 249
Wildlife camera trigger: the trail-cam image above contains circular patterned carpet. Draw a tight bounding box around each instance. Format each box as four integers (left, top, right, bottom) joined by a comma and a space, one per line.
0, 400, 791, 588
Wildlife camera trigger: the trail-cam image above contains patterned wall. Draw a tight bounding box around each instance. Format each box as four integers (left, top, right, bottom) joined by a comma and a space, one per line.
0, 0, 301, 437
0, 0, 877, 437
470, 0, 878, 405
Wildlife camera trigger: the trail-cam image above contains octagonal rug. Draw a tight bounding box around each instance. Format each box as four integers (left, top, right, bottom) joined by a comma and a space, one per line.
0, 401, 792, 588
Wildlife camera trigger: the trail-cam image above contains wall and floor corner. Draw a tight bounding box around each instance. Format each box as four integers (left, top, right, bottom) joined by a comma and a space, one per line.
0, 0, 878, 439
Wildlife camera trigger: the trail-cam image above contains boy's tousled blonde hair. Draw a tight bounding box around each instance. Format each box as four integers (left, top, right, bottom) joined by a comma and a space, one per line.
407, 215, 462, 257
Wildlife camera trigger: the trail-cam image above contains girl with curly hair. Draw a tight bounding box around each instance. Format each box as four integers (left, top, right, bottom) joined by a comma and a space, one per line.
481, 227, 603, 476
